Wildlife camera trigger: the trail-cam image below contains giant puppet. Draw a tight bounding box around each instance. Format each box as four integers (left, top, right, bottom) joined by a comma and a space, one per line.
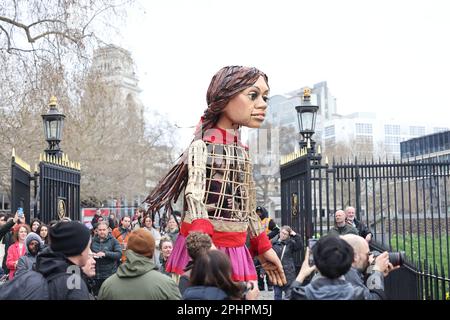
145, 66, 286, 286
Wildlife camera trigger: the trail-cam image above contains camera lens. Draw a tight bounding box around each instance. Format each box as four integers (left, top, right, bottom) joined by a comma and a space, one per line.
388, 251, 405, 266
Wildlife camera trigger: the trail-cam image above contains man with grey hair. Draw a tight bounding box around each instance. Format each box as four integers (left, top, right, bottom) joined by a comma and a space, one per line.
345, 206, 372, 242
327, 210, 358, 236
341, 234, 399, 300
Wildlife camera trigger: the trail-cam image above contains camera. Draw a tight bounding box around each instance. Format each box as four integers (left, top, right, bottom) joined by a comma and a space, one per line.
17, 207, 24, 218
371, 250, 405, 267
307, 238, 318, 266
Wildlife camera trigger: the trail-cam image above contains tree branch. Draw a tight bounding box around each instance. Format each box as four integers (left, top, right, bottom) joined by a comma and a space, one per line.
0, 24, 11, 51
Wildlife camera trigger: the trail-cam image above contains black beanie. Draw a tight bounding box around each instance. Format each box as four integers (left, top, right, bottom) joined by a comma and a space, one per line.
50, 221, 91, 257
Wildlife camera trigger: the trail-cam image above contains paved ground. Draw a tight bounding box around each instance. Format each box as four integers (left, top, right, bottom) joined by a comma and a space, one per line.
258, 289, 275, 300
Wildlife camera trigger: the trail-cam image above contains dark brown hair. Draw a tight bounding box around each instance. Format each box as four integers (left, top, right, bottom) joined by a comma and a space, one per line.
36, 224, 49, 244
144, 66, 269, 216
190, 249, 243, 299
186, 231, 212, 260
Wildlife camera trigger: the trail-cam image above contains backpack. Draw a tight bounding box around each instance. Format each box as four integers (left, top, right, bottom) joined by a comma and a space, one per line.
0, 269, 67, 300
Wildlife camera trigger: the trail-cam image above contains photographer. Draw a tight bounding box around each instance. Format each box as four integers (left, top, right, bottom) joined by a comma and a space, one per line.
271, 226, 302, 300
290, 235, 364, 300
341, 234, 400, 300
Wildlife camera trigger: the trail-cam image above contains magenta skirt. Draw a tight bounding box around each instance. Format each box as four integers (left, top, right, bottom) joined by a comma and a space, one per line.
166, 234, 257, 282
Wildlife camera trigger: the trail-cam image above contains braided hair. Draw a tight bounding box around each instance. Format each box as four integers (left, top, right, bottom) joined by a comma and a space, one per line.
144, 66, 269, 217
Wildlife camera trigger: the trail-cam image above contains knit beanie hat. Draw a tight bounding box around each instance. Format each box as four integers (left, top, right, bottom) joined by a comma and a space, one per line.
50, 221, 91, 257
127, 229, 155, 258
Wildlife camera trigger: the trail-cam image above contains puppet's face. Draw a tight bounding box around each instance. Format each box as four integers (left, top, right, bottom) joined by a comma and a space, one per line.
219, 76, 269, 129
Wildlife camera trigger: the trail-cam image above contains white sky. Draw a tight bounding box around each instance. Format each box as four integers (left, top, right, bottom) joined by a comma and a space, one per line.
118, 0, 450, 146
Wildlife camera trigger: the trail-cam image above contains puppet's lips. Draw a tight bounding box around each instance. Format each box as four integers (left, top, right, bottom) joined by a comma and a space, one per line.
251, 114, 265, 121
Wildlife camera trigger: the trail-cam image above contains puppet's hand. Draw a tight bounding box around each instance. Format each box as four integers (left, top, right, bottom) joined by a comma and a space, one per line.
257, 248, 287, 287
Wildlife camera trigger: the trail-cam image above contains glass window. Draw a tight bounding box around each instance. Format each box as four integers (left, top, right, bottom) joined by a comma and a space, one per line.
385, 136, 401, 144
356, 123, 372, 135
324, 125, 335, 137
409, 126, 425, 136
385, 125, 401, 135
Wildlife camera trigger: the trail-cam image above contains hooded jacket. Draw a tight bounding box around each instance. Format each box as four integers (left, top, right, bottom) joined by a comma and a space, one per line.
33, 246, 92, 300
0, 246, 91, 300
15, 232, 44, 277
98, 250, 181, 300
290, 274, 365, 300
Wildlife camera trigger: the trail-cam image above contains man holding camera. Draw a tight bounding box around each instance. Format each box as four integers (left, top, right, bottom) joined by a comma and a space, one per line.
341, 234, 400, 300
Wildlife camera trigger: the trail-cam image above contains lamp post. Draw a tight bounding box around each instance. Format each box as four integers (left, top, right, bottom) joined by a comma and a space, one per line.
295, 87, 319, 154
41, 96, 65, 157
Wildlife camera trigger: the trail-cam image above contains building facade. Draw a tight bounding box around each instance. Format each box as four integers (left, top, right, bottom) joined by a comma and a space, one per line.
247, 81, 449, 220
400, 130, 450, 162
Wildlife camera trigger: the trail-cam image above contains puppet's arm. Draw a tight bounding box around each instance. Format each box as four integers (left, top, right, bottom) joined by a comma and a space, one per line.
185, 140, 214, 236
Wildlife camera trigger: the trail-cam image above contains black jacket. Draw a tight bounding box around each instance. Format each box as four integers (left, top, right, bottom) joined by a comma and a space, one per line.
272, 234, 303, 286
352, 219, 372, 239
0, 247, 91, 300
1, 221, 14, 274
0, 219, 15, 241
34, 247, 92, 300
90, 234, 121, 279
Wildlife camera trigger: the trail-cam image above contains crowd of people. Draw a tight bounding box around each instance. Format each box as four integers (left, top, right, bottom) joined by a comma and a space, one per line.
0, 66, 400, 300
0, 203, 399, 300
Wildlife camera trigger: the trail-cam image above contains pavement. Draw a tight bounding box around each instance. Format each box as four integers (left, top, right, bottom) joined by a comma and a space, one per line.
258, 288, 275, 300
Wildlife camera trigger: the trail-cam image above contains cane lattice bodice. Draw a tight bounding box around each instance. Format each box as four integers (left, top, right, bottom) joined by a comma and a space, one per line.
184, 139, 263, 237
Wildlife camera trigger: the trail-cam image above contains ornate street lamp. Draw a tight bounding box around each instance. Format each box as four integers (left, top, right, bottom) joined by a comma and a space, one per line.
295, 87, 319, 152
42, 96, 65, 156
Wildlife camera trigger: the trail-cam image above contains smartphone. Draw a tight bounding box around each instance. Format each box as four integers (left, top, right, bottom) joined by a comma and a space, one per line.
308, 238, 318, 266
17, 207, 24, 218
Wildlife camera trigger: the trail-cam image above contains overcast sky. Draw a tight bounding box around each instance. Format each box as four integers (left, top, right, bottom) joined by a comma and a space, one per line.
119, 0, 450, 145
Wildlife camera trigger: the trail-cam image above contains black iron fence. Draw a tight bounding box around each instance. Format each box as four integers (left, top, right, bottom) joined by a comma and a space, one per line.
280, 151, 450, 300
38, 155, 81, 223
11, 151, 32, 223
10, 151, 81, 223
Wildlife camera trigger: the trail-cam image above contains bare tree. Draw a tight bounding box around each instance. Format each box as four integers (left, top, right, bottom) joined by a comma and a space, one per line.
0, 1, 179, 208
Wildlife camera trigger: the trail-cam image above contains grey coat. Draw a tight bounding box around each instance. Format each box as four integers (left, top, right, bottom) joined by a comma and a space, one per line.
290, 274, 365, 300
345, 267, 386, 300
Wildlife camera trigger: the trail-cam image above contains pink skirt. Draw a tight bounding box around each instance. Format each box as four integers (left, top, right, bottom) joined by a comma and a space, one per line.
166, 234, 257, 282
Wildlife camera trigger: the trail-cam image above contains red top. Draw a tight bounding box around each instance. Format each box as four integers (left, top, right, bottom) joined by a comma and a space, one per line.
202, 127, 248, 149
6, 242, 26, 280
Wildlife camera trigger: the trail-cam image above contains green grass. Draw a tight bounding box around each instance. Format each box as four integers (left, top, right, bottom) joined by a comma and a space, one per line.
390, 233, 450, 278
